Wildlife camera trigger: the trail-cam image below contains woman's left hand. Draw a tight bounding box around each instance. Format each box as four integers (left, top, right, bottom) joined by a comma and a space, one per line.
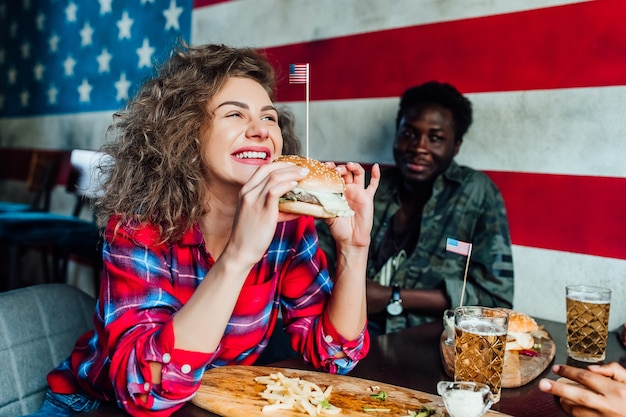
323, 162, 380, 248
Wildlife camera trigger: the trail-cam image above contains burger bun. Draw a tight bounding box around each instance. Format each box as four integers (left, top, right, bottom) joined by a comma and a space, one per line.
278, 200, 337, 219
499, 309, 541, 351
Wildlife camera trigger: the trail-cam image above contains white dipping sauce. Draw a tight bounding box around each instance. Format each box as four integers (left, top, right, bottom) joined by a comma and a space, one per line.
443, 389, 486, 417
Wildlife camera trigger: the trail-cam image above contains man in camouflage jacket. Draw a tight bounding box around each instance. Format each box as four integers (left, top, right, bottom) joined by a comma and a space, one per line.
318, 81, 514, 334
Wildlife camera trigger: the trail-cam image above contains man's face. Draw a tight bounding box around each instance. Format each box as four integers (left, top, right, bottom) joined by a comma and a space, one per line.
393, 103, 461, 186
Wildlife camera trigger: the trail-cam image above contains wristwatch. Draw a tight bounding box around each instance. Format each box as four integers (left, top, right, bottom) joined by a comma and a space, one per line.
386, 284, 403, 316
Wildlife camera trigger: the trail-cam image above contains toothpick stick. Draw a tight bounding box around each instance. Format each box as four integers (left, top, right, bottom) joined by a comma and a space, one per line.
305, 63, 310, 159
458, 243, 472, 307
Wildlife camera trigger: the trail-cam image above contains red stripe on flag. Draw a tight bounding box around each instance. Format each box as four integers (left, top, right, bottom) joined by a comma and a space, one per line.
264, 0, 626, 101
193, 0, 232, 7
486, 171, 626, 261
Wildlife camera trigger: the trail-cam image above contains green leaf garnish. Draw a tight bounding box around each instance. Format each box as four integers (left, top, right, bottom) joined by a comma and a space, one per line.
370, 390, 388, 401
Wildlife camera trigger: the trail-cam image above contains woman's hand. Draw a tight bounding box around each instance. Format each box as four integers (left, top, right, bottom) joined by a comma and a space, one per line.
323, 162, 380, 248
366, 279, 392, 314
539, 363, 626, 416
226, 161, 308, 266
322, 162, 380, 340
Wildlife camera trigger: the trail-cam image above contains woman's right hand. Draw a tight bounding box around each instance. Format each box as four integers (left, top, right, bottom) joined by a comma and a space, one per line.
366, 279, 392, 314
539, 363, 626, 416
226, 161, 308, 266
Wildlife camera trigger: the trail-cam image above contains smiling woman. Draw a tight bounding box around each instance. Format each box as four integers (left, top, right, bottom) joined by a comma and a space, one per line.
25, 42, 380, 417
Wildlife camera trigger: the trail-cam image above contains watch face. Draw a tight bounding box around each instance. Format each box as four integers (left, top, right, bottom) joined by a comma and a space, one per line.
386, 301, 403, 316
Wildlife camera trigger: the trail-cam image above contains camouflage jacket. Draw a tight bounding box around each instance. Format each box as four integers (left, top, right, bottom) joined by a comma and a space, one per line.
317, 161, 514, 333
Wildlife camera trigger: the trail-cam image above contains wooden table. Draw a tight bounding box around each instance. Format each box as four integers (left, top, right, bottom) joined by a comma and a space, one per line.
86, 318, 626, 417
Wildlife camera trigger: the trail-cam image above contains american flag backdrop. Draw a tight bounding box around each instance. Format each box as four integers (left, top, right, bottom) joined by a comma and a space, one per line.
1, 0, 625, 328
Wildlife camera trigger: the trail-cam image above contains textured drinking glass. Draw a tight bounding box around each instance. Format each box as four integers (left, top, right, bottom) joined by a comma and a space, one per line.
566, 285, 611, 362
437, 381, 493, 417
454, 306, 508, 403
443, 309, 456, 346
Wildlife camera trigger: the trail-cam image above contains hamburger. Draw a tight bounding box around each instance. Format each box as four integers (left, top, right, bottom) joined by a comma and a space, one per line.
276, 155, 354, 218
501, 309, 546, 351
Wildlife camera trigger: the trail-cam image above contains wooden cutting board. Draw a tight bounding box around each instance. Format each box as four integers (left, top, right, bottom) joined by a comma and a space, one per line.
439, 330, 556, 388
192, 365, 511, 417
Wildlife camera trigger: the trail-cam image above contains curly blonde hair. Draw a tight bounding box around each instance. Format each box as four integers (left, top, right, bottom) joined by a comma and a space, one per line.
94, 43, 278, 242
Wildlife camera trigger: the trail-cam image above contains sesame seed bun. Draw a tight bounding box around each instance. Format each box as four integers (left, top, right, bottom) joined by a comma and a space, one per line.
276, 155, 344, 194
505, 309, 539, 334
498, 308, 540, 351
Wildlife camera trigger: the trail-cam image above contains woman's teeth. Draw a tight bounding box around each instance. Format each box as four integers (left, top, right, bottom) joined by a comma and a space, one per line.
235, 151, 267, 160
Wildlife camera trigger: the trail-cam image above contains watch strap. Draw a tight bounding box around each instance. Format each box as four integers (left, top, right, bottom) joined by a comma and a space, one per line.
390, 284, 401, 302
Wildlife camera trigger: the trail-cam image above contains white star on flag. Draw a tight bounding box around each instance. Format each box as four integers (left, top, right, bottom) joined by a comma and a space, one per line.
20, 90, 29, 107
21, 42, 30, 59
63, 55, 76, 76
78, 79, 93, 103
164, 0, 183, 31
33, 62, 44, 81
97, 48, 112, 73
99, 0, 113, 15
47, 84, 58, 105
80, 22, 94, 46
117, 11, 134, 40
36, 12, 45, 30
65, 2, 78, 22
7, 67, 16, 85
115, 73, 131, 101
137, 38, 155, 68
49, 33, 60, 52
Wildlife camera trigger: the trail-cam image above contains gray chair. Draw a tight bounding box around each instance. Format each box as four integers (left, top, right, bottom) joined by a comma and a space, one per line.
0, 283, 96, 417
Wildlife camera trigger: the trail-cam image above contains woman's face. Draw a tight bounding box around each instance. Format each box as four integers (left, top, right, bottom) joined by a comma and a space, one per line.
202, 76, 282, 187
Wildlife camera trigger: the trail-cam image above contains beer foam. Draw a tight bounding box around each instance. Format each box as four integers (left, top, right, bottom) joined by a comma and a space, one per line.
457, 318, 507, 336
567, 294, 610, 303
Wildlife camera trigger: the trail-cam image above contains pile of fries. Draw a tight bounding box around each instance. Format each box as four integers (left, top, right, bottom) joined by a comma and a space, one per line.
254, 372, 342, 417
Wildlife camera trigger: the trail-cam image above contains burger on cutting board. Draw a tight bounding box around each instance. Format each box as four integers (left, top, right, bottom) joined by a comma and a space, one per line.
276, 155, 354, 219
504, 309, 549, 354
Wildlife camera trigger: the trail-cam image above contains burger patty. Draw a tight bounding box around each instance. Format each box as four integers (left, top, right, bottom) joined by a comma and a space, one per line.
281, 190, 321, 205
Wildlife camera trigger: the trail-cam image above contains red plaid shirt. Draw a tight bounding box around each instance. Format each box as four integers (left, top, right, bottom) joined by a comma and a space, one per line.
47, 215, 369, 417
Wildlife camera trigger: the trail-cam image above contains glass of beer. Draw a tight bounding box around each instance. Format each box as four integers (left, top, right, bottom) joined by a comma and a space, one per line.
454, 306, 508, 403
566, 285, 611, 362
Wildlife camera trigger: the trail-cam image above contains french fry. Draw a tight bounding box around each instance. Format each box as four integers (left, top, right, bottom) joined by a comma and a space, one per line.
254, 373, 341, 416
